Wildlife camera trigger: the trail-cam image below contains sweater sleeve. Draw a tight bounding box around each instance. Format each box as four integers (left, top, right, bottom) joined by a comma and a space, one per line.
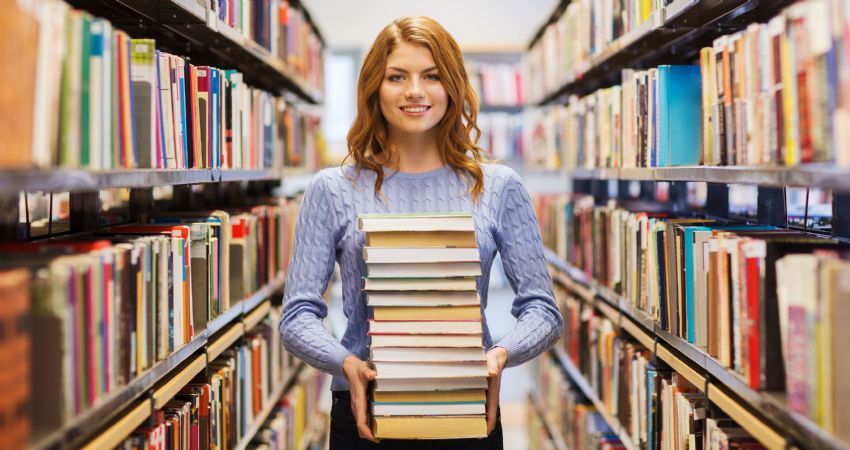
279, 171, 353, 377
492, 169, 564, 367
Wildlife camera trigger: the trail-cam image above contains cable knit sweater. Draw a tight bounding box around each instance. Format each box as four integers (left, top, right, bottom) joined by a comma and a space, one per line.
278, 162, 564, 391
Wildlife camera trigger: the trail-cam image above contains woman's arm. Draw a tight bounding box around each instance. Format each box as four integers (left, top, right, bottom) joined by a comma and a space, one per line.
492, 169, 565, 366
278, 171, 353, 377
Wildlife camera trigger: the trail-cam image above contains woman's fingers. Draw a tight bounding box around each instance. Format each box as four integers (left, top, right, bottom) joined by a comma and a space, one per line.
485, 373, 501, 434
352, 379, 380, 443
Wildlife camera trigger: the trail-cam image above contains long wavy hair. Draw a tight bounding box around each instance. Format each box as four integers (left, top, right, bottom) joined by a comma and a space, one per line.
345, 16, 489, 200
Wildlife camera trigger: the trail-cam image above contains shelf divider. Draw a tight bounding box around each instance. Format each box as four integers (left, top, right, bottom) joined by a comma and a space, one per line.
80, 399, 152, 450
152, 355, 207, 409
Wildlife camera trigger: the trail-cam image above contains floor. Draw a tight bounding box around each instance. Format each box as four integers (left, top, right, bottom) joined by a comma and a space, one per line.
324, 256, 532, 449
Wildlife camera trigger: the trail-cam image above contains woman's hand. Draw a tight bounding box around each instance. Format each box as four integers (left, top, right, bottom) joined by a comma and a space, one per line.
342, 355, 380, 443
485, 346, 509, 435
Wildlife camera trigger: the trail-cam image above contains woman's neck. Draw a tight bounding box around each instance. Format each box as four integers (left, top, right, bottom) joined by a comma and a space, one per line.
385, 128, 444, 173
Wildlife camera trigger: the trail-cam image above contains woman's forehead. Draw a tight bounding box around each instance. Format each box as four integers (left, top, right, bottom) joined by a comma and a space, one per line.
386, 43, 436, 70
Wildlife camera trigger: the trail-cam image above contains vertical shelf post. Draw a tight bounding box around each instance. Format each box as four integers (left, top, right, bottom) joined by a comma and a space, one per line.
669, 181, 689, 214
0, 194, 19, 241
704, 182, 730, 218
129, 188, 154, 222
757, 186, 787, 227
831, 193, 850, 240
70, 191, 100, 233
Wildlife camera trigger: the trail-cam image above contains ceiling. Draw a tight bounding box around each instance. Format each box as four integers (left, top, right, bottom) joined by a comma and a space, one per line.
300, 0, 558, 53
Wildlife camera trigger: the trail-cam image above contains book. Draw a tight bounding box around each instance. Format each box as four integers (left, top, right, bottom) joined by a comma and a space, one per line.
358, 213, 475, 233
374, 361, 488, 379
365, 290, 480, 307
371, 402, 485, 416
372, 389, 486, 403
364, 277, 477, 291
363, 247, 480, 264
366, 262, 482, 278
374, 377, 488, 392
368, 320, 481, 335
371, 416, 487, 439
366, 231, 477, 248
371, 305, 481, 321
370, 347, 486, 362
657, 65, 702, 166
369, 334, 483, 348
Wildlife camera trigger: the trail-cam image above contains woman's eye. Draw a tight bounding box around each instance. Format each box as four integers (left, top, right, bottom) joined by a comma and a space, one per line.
425, 73, 440, 81
389, 74, 404, 81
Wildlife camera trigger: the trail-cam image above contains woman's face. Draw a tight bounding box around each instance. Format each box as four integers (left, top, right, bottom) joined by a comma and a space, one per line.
379, 42, 449, 137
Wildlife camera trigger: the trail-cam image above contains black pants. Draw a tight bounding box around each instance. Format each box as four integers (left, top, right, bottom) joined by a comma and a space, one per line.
329, 391, 504, 450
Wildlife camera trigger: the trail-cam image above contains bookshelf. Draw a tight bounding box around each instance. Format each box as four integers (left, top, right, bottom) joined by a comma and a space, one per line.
64, 0, 323, 104
530, 0, 796, 104
544, 248, 850, 450
0, 0, 325, 447
29, 274, 290, 450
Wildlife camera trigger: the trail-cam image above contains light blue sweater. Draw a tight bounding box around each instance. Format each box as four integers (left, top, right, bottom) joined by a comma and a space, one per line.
278, 163, 564, 391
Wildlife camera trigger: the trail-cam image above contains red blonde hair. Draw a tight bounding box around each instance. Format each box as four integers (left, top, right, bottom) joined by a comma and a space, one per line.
345, 16, 489, 200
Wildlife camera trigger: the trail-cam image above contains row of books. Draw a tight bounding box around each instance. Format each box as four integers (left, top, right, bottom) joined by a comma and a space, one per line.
546, 287, 768, 450
522, 108, 564, 171
477, 112, 523, 163
118, 309, 290, 449
0, 269, 31, 450
210, 0, 323, 92
281, 101, 325, 170
466, 61, 524, 107
527, 0, 850, 169
524, 0, 666, 104
248, 367, 328, 450
2, 0, 324, 171
358, 213, 488, 439
0, 200, 298, 442
536, 193, 850, 443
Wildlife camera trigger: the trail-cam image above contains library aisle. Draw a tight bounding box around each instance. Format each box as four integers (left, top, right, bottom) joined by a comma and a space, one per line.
4, 0, 850, 449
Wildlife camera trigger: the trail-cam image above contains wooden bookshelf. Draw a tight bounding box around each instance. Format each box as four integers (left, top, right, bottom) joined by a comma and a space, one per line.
544, 248, 850, 450
30, 274, 286, 450
233, 361, 307, 450
550, 348, 639, 450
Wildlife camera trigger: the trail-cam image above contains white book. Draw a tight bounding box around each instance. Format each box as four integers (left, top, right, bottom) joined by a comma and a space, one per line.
369, 320, 481, 335
371, 403, 485, 416
364, 277, 476, 291
366, 290, 480, 307
364, 247, 480, 264
367, 262, 482, 278
370, 334, 482, 348
32, 0, 69, 167
88, 20, 104, 170
229, 72, 243, 168
157, 53, 177, 169
358, 213, 475, 233
375, 377, 488, 392
370, 346, 485, 362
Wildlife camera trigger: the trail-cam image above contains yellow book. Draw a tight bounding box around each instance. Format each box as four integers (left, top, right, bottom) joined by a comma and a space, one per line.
700, 47, 715, 165
371, 305, 481, 321
366, 231, 476, 248
373, 389, 486, 404
778, 19, 798, 165
371, 415, 487, 439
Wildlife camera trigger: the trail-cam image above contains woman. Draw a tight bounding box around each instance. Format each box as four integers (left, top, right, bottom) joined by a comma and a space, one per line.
279, 16, 563, 450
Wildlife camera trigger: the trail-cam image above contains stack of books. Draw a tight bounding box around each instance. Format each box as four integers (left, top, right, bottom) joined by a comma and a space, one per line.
358, 212, 489, 439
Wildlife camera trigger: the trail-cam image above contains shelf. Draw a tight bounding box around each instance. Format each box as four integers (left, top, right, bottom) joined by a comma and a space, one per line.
234, 361, 306, 450
545, 250, 850, 450
566, 165, 850, 192
32, 274, 286, 450
79, 399, 152, 450
207, 323, 245, 362
0, 168, 283, 194
528, 391, 570, 450
152, 354, 207, 409
534, 0, 797, 104
551, 348, 638, 450
64, 0, 322, 104
244, 300, 272, 332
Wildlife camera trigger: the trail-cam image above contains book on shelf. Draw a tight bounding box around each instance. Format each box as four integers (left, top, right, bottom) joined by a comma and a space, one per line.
359, 212, 487, 440
0, 269, 31, 449
536, 192, 850, 446
0, 0, 326, 172
0, 199, 299, 438
121, 309, 290, 449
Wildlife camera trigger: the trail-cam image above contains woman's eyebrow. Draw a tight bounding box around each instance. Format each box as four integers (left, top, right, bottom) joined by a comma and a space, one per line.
386, 66, 438, 73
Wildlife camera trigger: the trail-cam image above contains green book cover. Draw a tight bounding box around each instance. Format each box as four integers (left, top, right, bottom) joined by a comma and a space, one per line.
79, 15, 92, 167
